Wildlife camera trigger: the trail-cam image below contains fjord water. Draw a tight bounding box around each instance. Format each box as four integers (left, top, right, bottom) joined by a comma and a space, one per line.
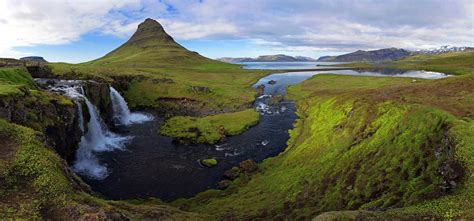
236, 61, 349, 70
254, 68, 448, 95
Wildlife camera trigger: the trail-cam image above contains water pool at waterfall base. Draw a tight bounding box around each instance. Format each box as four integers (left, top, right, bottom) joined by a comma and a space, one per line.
84, 106, 296, 201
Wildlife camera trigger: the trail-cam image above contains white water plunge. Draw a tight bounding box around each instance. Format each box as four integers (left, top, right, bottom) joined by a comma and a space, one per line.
37, 81, 154, 180
109, 87, 153, 125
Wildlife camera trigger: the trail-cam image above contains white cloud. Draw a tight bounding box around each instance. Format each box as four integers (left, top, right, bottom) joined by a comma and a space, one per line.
0, 0, 473, 59
159, 19, 238, 39
0, 0, 141, 57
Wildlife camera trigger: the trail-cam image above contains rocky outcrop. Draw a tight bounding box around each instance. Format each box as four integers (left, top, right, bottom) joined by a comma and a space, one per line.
109, 75, 149, 92
82, 81, 114, 125
0, 89, 82, 161
26, 65, 55, 78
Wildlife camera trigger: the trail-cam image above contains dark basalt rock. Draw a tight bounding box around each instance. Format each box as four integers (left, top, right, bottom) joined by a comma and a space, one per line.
268, 80, 277, 85
0, 89, 82, 161
82, 81, 114, 126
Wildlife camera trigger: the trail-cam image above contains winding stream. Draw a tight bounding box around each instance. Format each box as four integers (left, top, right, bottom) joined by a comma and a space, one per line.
37, 67, 448, 201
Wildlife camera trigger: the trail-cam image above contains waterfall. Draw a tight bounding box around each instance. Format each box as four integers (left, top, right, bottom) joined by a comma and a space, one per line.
41, 80, 129, 180
76, 102, 84, 132
36, 80, 154, 179
109, 87, 153, 125
73, 96, 129, 179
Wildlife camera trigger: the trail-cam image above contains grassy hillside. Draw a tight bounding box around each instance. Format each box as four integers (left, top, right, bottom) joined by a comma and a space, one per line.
86, 18, 219, 68
0, 68, 36, 95
170, 70, 473, 219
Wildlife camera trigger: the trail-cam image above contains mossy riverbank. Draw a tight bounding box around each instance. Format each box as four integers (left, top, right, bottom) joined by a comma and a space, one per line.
170, 70, 473, 220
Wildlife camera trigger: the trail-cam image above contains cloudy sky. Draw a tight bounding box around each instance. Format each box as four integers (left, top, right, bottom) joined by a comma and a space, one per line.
0, 0, 473, 63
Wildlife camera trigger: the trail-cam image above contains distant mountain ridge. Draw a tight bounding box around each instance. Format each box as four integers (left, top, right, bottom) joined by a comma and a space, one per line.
415, 45, 474, 54
218, 54, 317, 63
19, 56, 47, 62
317, 48, 411, 62
318, 46, 474, 62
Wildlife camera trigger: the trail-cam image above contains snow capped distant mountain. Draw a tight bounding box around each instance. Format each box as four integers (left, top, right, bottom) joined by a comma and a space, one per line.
317, 46, 474, 62
415, 45, 474, 54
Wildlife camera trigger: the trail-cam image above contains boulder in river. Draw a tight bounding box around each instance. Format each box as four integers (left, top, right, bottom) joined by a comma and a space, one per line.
268, 80, 277, 85
201, 158, 218, 167
239, 159, 258, 173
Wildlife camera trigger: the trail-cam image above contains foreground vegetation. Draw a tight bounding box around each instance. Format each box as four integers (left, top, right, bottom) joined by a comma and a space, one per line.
160, 109, 260, 144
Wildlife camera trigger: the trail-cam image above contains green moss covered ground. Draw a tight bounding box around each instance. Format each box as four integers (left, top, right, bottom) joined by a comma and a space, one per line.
0, 67, 35, 95
160, 109, 260, 144
169, 69, 473, 219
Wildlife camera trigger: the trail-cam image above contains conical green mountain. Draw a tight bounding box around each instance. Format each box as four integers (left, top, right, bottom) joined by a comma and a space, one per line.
88, 18, 220, 68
